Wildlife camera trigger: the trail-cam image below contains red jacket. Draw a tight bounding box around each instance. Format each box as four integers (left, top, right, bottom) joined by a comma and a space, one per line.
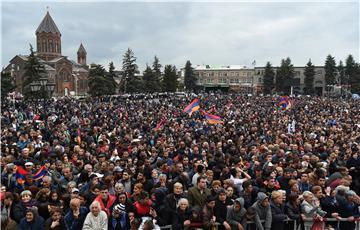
94, 194, 116, 216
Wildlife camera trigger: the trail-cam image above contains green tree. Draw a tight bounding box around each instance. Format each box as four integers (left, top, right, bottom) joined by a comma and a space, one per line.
143, 65, 158, 93
345, 55, 357, 92
1, 71, 16, 100
122, 48, 140, 93
184, 60, 196, 91
304, 59, 315, 95
324, 54, 337, 86
337, 60, 345, 85
152, 56, 162, 92
351, 63, 360, 93
163, 65, 178, 92
88, 64, 108, 97
23, 44, 45, 99
275, 57, 294, 95
263, 62, 275, 95
106, 62, 117, 95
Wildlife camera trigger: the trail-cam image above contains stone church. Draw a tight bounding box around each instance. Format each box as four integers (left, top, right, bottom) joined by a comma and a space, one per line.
4, 11, 89, 96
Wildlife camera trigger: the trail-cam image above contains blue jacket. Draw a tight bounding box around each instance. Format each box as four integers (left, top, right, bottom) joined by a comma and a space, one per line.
17, 216, 44, 230
64, 207, 88, 230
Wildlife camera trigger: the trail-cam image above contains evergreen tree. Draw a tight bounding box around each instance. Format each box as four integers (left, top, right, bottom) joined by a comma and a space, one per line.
351, 63, 360, 93
184, 60, 196, 91
143, 65, 157, 93
163, 65, 178, 92
263, 62, 275, 95
23, 44, 45, 99
324, 54, 337, 86
1, 71, 16, 100
122, 48, 140, 93
304, 59, 315, 95
106, 62, 117, 95
337, 60, 346, 85
345, 55, 357, 92
275, 57, 294, 95
152, 56, 162, 92
88, 64, 108, 97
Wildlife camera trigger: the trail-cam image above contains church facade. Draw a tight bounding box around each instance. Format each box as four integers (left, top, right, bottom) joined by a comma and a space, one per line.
4, 11, 89, 97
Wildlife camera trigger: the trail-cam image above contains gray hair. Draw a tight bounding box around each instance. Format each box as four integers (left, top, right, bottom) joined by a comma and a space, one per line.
115, 182, 124, 189
90, 201, 101, 210
177, 198, 189, 208
67, 181, 77, 188
302, 191, 314, 198
20, 190, 32, 197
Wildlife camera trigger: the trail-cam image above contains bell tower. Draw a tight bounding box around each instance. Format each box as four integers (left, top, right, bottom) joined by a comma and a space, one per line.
35, 10, 62, 61
77, 43, 87, 66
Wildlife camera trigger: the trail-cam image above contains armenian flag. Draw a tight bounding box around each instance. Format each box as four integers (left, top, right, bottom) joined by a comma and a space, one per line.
33, 166, 47, 181
15, 166, 29, 185
203, 111, 224, 124
183, 98, 200, 116
154, 117, 166, 131
279, 96, 292, 110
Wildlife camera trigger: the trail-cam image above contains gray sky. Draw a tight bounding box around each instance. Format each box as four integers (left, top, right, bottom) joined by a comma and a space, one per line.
1, 0, 359, 72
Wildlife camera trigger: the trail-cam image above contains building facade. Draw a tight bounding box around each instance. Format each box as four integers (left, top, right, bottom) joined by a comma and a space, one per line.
4, 11, 89, 97
186, 64, 326, 95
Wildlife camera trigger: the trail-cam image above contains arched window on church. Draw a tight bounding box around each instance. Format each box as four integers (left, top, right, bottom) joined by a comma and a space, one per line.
37, 41, 41, 52
49, 39, 53, 52
42, 39, 47, 52
60, 71, 70, 82
55, 42, 58, 53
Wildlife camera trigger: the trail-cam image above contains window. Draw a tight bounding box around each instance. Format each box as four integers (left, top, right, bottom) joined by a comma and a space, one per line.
49, 39, 53, 52
259, 77, 262, 83
42, 39, 47, 52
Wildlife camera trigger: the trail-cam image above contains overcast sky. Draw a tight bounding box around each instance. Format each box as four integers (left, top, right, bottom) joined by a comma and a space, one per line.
1, 0, 359, 72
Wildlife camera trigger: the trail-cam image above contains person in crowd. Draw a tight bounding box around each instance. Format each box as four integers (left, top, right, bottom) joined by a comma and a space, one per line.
214, 188, 231, 230
269, 191, 287, 230
64, 198, 88, 230
93, 185, 116, 217
44, 207, 66, 230
82, 201, 108, 230
13, 190, 37, 223
301, 191, 327, 230
109, 203, 130, 230
251, 192, 272, 230
188, 176, 211, 208
17, 208, 44, 230
171, 198, 191, 230
285, 194, 301, 230
226, 197, 246, 230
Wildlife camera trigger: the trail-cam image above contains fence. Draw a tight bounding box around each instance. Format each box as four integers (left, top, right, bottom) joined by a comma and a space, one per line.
159, 218, 360, 230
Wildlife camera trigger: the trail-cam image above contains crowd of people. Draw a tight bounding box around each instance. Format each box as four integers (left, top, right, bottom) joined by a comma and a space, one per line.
1, 93, 360, 230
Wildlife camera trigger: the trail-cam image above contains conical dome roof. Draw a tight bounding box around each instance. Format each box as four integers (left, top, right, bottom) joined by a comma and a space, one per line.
77, 43, 87, 55
36, 11, 61, 35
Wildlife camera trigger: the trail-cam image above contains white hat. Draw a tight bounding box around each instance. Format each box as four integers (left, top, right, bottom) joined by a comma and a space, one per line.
25, 162, 34, 166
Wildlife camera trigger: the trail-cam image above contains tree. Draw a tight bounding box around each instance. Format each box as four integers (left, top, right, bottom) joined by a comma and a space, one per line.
184, 60, 196, 91
304, 59, 315, 95
163, 65, 178, 92
143, 65, 158, 93
122, 48, 140, 93
345, 55, 357, 92
88, 64, 108, 97
152, 56, 162, 92
106, 62, 117, 95
324, 54, 337, 86
351, 63, 360, 93
1, 71, 15, 100
263, 62, 275, 95
275, 57, 294, 95
337, 60, 346, 85
23, 44, 45, 99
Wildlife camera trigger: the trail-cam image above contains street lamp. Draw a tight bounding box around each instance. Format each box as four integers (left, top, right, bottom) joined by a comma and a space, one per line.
30, 75, 55, 126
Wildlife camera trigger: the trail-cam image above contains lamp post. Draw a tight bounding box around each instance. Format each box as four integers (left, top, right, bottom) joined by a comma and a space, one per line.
30, 74, 55, 125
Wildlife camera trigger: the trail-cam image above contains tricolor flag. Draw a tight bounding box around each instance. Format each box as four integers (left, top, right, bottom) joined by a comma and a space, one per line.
33, 166, 47, 181
278, 96, 292, 110
183, 98, 200, 116
15, 166, 29, 185
203, 111, 224, 124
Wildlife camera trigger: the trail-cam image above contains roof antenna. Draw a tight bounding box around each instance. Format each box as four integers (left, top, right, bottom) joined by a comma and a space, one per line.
46, 6, 49, 12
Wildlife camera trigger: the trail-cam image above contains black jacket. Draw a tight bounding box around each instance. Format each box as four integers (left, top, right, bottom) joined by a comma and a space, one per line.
270, 201, 287, 230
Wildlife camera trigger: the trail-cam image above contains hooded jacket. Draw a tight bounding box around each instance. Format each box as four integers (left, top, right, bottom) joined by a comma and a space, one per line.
251, 192, 272, 230
226, 197, 247, 226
